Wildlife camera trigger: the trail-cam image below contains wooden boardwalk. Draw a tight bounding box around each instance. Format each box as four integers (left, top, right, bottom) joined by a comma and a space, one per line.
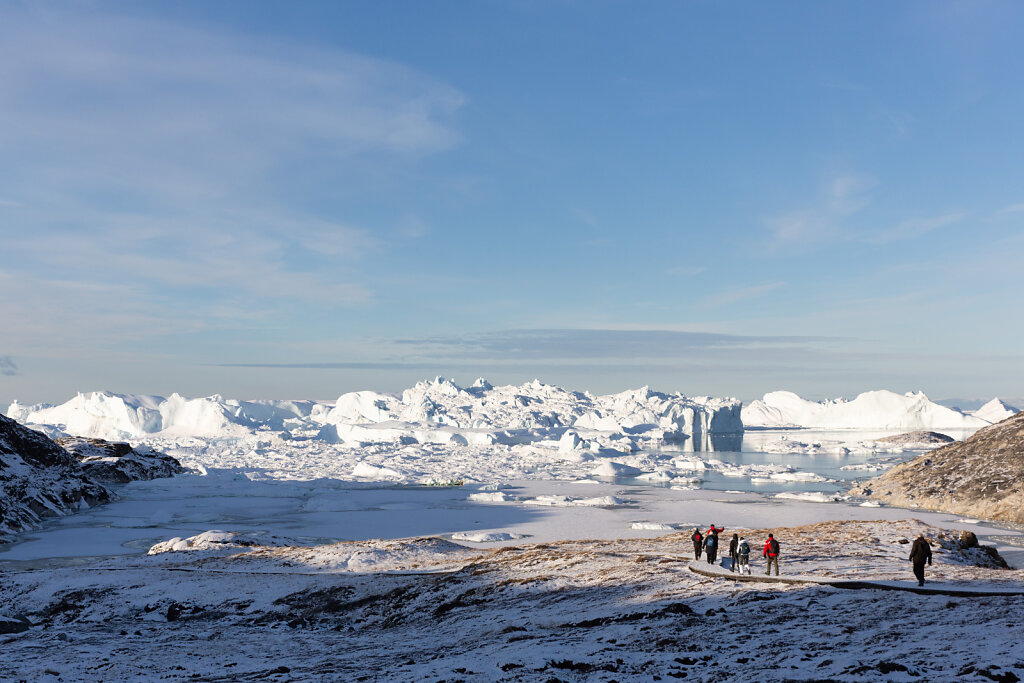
687, 561, 1024, 597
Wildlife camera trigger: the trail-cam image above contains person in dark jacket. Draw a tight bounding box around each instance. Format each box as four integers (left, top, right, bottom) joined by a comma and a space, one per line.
763, 533, 780, 575
691, 528, 703, 560
703, 529, 719, 565
729, 533, 740, 572
909, 533, 932, 586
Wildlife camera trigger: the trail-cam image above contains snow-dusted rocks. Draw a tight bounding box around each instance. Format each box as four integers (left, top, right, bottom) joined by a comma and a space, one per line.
742, 390, 991, 430
0, 415, 111, 541
854, 411, 1024, 524
56, 436, 184, 484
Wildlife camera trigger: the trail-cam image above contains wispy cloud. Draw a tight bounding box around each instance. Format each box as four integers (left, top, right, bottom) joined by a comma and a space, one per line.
863, 212, 965, 244
0, 356, 17, 376
766, 174, 876, 244
0, 5, 463, 344
766, 175, 965, 247
995, 203, 1024, 217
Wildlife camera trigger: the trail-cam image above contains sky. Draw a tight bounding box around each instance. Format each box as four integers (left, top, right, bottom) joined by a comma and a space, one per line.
1, 0, 1023, 406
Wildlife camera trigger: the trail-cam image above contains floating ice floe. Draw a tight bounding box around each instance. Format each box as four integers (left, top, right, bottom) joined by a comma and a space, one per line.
450, 531, 528, 542
772, 492, 844, 503
351, 462, 403, 479
634, 470, 674, 482
522, 495, 626, 507
590, 461, 642, 477
630, 522, 675, 531
467, 492, 511, 503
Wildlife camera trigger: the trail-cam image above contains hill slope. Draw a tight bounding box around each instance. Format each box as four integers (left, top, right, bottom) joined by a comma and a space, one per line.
0, 415, 111, 541
853, 411, 1024, 523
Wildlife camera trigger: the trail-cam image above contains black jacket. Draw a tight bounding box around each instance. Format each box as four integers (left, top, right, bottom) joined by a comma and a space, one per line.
909, 537, 932, 564
729, 537, 739, 555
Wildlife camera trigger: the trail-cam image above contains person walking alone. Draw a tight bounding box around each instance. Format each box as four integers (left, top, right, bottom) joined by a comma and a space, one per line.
691, 528, 703, 561
909, 533, 932, 586
703, 529, 719, 565
763, 533, 780, 575
729, 533, 740, 572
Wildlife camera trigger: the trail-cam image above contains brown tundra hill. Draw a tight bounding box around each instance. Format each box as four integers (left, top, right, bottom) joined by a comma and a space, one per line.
853, 411, 1024, 524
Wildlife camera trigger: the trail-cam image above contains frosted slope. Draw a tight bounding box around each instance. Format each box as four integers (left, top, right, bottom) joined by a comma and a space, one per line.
742, 389, 990, 430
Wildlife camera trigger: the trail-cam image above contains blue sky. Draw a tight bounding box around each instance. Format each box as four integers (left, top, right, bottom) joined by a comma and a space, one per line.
1, 1, 1022, 405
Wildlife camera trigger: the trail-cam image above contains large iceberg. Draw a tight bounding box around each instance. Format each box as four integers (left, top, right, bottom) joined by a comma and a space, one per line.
742, 390, 992, 430
6, 378, 742, 450
320, 377, 742, 448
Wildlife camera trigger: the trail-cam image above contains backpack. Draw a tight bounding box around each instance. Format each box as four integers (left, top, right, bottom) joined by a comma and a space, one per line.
705, 535, 717, 549
769, 538, 779, 555
739, 540, 749, 554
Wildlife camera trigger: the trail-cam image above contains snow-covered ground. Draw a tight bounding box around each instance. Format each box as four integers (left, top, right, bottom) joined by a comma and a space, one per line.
4, 379, 1023, 680
3, 517, 1022, 682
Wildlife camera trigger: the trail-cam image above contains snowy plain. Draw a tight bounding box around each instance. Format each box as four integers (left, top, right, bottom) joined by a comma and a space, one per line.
2, 379, 1023, 681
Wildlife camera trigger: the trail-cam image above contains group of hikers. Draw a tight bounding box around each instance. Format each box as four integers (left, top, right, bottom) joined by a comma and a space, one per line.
690, 525, 936, 586
690, 525, 780, 575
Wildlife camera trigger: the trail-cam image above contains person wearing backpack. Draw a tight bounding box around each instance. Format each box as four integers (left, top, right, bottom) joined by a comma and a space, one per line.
737, 537, 751, 574
729, 533, 740, 572
908, 533, 932, 586
691, 528, 703, 560
763, 533, 780, 575
703, 529, 719, 565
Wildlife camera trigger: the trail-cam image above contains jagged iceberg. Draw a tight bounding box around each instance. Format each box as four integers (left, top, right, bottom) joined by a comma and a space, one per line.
6, 378, 742, 450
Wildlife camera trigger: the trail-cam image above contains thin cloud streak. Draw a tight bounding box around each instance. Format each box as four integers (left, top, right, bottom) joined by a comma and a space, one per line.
0, 5, 464, 354
0, 356, 18, 377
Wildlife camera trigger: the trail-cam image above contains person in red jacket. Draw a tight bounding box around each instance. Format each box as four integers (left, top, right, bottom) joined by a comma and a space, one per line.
763, 533, 780, 575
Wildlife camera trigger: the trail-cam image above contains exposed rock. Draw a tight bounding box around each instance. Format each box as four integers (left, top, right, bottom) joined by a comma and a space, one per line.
852, 411, 1024, 524
874, 431, 955, 446
1, 418, 184, 542
56, 436, 183, 484
0, 414, 111, 542
0, 613, 32, 634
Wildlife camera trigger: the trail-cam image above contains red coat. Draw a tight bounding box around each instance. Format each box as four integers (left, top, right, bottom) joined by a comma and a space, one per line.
763, 538, 779, 557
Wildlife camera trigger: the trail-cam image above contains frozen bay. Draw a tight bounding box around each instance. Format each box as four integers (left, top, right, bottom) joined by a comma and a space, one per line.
4, 428, 1021, 568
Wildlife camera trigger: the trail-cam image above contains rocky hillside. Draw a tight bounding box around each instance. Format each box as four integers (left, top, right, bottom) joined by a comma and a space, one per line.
0, 414, 111, 541
853, 411, 1024, 524
1, 417, 184, 542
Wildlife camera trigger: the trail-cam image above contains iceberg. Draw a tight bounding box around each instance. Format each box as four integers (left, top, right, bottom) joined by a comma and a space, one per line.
742, 389, 990, 430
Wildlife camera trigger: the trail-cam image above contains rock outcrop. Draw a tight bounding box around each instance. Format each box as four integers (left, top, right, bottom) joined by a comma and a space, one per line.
0, 414, 111, 541
873, 431, 955, 447
56, 436, 184, 484
853, 411, 1024, 524
1, 417, 184, 542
